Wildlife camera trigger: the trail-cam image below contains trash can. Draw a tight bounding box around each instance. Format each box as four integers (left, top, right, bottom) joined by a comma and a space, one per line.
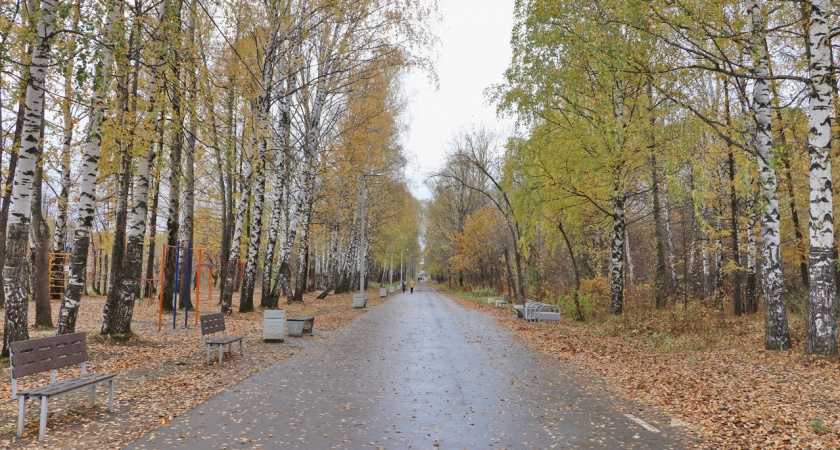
263, 310, 286, 342
353, 293, 366, 308
380, 288, 388, 298
287, 320, 304, 337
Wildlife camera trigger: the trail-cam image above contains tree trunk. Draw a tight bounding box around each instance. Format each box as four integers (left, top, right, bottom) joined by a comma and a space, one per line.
32, 162, 51, 328
662, 181, 677, 292
557, 220, 582, 321
161, 0, 183, 312
106, 145, 154, 334
650, 154, 667, 309
102, 129, 132, 328
293, 197, 313, 302
220, 142, 252, 314
751, 0, 790, 351
805, 0, 837, 355
144, 138, 162, 297
3, 0, 59, 354
177, 0, 198, 312
261, 190, 282, 307
723, 83, 743, 315
52, 28, 75, 301
609, 182, 625, 315
56, 0, 119, 335
745, 199, 758, 314
624, 227, 633, 292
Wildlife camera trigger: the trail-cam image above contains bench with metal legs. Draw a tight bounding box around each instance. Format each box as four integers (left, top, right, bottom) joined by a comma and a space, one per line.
10, 333, 115, 441
200, 313, 244, 366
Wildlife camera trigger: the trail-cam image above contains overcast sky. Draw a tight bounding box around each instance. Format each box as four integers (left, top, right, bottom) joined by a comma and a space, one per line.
401, 0, 516, 200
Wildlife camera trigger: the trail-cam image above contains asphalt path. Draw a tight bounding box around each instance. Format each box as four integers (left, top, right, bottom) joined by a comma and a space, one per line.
126, 282, 695, 449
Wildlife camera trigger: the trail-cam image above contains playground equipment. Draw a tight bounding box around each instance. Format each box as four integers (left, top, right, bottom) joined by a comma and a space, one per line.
157, 242, 206, 331
48, 252, 70, 300
139, 278, 159, 306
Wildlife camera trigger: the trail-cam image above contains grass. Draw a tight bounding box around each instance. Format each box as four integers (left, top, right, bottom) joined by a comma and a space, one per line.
437, 284, 499, 304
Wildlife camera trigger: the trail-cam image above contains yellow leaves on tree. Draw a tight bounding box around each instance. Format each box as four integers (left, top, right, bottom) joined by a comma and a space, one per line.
449, 207, 505, 285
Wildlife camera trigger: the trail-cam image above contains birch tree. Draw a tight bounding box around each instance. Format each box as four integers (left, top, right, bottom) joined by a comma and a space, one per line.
1, 0, 58, 354
749, 0, 790, 351
57, 0, 121, 335
804, 0, 836, 356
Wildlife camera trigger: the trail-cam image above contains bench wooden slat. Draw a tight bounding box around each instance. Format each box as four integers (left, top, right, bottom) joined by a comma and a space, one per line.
206, 337, 243, 345
21, 373, 116, 397
200, 313, 226, 336
200, 313, 244, 366
10, 333, 88, 379
9, 333, 116, 441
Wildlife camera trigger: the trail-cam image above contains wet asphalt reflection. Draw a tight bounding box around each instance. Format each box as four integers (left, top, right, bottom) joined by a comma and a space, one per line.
126, 282, 694, 449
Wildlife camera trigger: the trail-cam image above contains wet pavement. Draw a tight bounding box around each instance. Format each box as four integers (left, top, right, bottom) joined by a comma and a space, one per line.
126, 283, 696, 449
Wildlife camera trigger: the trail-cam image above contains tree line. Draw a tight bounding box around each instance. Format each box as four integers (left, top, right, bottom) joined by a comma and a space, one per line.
0, 0, 432, 356
425, 0, 840, 356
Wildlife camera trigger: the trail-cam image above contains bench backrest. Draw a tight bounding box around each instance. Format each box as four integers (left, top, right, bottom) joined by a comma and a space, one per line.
200, 313, 226, 336
10, 333, 87, 379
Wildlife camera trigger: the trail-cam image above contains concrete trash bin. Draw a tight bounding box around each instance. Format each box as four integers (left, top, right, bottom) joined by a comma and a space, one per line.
263, 310, 286, 342
389, 286, 395, 294
380, 288, 388, 298
353, 293, 366, 308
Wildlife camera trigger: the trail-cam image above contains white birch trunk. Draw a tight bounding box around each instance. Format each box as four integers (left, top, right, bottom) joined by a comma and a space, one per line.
220, 142, 254, 314
805, 0, 837, 355
609, 178, 625, 315
3, 0, 58, 350
275, 186, 301, 301
751, 0, 790, 350
57, 1, 119, 335
53, 54, 74, 255
240, 55, 274, 311
107, 145, 154, 334
624, 227, 633, 291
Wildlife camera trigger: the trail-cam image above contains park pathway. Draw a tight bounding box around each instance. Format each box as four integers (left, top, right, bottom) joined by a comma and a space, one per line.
126, 282, 695, 449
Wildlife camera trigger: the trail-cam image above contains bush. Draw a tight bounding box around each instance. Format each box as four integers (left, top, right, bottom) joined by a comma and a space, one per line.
556, 289, 597, 321
470, 286, 496, 298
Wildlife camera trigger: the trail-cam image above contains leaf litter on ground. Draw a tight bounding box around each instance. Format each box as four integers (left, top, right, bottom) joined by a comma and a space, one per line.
0, 289, 387, 449
440, 288, 840, 449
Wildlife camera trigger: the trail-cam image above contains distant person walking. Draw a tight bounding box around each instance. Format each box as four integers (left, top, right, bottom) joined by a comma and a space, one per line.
409, 279, 415, 294
401, 281, 406, 293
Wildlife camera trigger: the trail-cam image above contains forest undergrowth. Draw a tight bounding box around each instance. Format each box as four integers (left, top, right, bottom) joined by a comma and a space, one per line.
440, 282, 840, 449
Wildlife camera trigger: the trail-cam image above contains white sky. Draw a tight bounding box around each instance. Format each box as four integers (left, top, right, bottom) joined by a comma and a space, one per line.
401, 0, 517, 200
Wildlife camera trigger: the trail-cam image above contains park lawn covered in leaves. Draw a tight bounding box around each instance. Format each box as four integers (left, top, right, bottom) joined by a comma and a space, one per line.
0, 290, 386, 448
442, 287, 840, 449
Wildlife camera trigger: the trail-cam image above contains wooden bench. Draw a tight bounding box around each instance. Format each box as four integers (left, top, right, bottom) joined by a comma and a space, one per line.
200, 313, 244, 366
10, 333, 115, 441
287, 316, 315, 334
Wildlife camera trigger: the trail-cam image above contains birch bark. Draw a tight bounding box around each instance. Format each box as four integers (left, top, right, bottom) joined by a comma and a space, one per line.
805, 0, 837, 355
56, 1, 119, 335
750, 0, 790, 351
3, 0, 57, 351
240, 52, 275, 311
220, 140, 253, 314
610, 176, 625, 315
